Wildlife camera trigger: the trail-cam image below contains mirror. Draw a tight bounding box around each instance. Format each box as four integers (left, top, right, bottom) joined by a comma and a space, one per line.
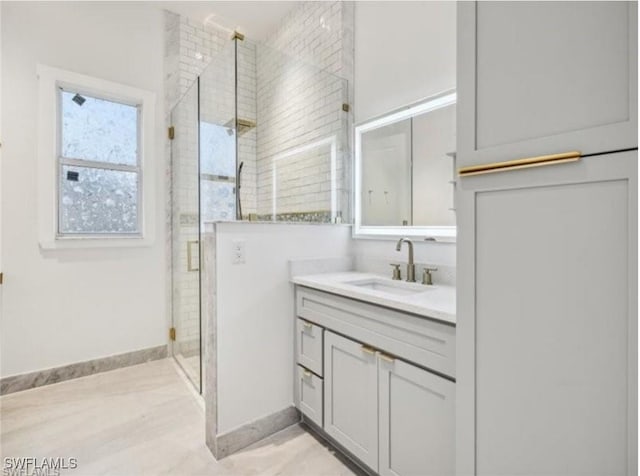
354, 91, 456, 239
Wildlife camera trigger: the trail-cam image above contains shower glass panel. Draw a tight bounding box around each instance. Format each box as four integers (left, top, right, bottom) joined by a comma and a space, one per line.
170, 34, 349, 392
238, 40, 350, 223
200, 43, 237, 223
170, 41, 236, 392
170, 80, 201, 391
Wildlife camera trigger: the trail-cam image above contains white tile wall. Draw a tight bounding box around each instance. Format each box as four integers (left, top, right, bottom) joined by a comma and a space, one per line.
163, 1, 355, 356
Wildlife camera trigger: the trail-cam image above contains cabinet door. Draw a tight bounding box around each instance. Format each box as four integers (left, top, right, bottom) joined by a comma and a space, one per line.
456, 150, 637, 475
324, 331, 379, 471
458, 1, 637, 169
379, 356, 455, 476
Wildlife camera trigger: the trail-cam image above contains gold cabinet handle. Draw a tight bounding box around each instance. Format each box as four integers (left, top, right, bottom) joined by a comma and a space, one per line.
303, 369, 312, 378
187, 240, 200, 272
458, 151, 581, 177
303, 321, 313, 329
361, 345, 376, 355
379, 353, 395, 363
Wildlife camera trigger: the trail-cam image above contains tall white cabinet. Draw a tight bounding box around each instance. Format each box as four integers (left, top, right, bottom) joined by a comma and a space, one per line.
458, 1, 637, 168
456, 2, 638, 475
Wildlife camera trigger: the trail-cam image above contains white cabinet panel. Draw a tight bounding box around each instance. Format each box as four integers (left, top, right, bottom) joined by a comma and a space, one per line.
296, 318, 323, 376
324, 331, 379, 471
296, 365, 323, 428
458, 1, 637, 169
456, 151, 637, 475
379, 357, 455, 476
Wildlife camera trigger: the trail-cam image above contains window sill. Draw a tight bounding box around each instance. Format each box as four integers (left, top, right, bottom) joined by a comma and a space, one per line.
39, 236, 154, 250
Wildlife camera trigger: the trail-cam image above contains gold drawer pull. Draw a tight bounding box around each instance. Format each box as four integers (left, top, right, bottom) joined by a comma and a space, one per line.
187, 240, 200, 272
303, 321, 313, 329
361, 345, 376, 355
458, 151, 581, 177
379, 353, 395, 363
303, 369, 313, 378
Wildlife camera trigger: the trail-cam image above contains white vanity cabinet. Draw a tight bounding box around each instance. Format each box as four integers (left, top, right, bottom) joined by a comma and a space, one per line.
457, 1, 637, 169
323, 331, 379, 470
294, 285, 456, 476
379, 356, 455, 476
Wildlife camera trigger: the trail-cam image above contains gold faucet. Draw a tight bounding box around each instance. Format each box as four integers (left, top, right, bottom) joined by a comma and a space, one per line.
395, 238, 416, 283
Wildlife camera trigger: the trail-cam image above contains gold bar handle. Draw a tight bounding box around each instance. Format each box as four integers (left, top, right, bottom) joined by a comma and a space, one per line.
458, 151, 581, 177
187, 240, 200, 272
379, 352, 395, 363
361, 344, 376, 355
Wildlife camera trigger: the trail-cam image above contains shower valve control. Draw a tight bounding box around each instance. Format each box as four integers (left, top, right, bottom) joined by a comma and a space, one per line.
232, 240, 246, 265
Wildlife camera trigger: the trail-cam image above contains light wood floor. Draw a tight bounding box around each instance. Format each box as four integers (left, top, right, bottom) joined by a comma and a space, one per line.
0, 358, 356, 476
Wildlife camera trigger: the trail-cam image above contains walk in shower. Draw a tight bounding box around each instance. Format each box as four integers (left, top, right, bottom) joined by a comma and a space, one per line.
170, 35, 349, 391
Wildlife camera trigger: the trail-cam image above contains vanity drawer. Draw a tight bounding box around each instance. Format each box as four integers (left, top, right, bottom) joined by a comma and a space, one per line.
296, 287, 456, 378
296, 318, 323, 376
296, 365, 323, 427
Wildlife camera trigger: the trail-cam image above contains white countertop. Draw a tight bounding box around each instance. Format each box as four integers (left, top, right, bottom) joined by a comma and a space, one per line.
291, 272, 456, 325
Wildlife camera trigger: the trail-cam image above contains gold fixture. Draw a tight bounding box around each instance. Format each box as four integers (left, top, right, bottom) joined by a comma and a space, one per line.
224, 118, 256, 136
168, 126, 175, 140
458, 151, 581, 177
303, 369, 313, 378
342, 103, 350, 112
303, 321, 313, 329
231, 31, 245, 41
187, 240, 199, 272
422, 267, 438, 286
390, 263, 402, 281
379, 353, 395, 363
361, 344, 376, 355
169, 327, 176, 341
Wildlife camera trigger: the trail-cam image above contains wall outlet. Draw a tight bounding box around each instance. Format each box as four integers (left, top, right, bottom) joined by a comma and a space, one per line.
232, 240, 246, 264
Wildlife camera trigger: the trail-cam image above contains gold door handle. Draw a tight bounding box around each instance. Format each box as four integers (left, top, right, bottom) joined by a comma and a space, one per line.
379, 352, 395, 363
187, 240, 200, 272
361, 345, 376, 355
458, 151, 581, 177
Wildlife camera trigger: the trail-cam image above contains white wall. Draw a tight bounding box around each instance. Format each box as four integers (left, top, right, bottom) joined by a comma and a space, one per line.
215, 222, 352, 433
1, 2, 167, 376
354, 1, 456, 123
353, 1, 457, 268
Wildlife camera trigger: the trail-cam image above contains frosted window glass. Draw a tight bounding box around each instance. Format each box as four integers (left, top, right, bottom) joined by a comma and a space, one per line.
200, 181, 235, 222
60, 166, 138, 234
61, 90, 138, 166
200, 121, 236, 177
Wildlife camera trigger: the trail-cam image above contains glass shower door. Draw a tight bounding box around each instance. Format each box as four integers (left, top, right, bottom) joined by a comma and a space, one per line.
170, 81, 201, 391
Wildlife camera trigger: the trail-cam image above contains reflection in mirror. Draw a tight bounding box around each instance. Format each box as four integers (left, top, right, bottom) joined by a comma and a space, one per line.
355, 91, 456, 239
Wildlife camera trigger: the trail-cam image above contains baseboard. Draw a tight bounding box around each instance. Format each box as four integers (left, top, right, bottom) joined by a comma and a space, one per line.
0, 345, 168, 395
212, 406, 301, 459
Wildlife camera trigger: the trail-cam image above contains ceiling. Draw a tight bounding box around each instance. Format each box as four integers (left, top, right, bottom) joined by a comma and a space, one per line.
157, 1, 300, 41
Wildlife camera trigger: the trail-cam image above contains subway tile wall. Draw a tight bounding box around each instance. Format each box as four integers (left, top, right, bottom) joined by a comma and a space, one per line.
164, 2, 355, 362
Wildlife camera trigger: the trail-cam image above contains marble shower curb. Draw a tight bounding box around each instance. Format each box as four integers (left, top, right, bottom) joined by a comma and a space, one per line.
212, 406, 301, 459
0, 345, 168, 395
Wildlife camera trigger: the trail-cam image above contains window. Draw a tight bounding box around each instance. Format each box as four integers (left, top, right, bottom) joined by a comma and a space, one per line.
58, 90, 141, 235
37, 65, 156, 248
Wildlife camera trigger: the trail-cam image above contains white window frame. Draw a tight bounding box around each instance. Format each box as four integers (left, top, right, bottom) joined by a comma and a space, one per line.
37, 65, 156, 249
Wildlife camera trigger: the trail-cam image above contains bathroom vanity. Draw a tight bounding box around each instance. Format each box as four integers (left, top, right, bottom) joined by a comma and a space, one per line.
291, 272, 456, 476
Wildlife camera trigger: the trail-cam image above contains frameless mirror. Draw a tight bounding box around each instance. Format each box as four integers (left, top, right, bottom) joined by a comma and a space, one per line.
354, 91, 456, 239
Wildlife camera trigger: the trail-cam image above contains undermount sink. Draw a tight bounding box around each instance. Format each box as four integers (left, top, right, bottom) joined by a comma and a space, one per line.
342, 277, 429, 296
